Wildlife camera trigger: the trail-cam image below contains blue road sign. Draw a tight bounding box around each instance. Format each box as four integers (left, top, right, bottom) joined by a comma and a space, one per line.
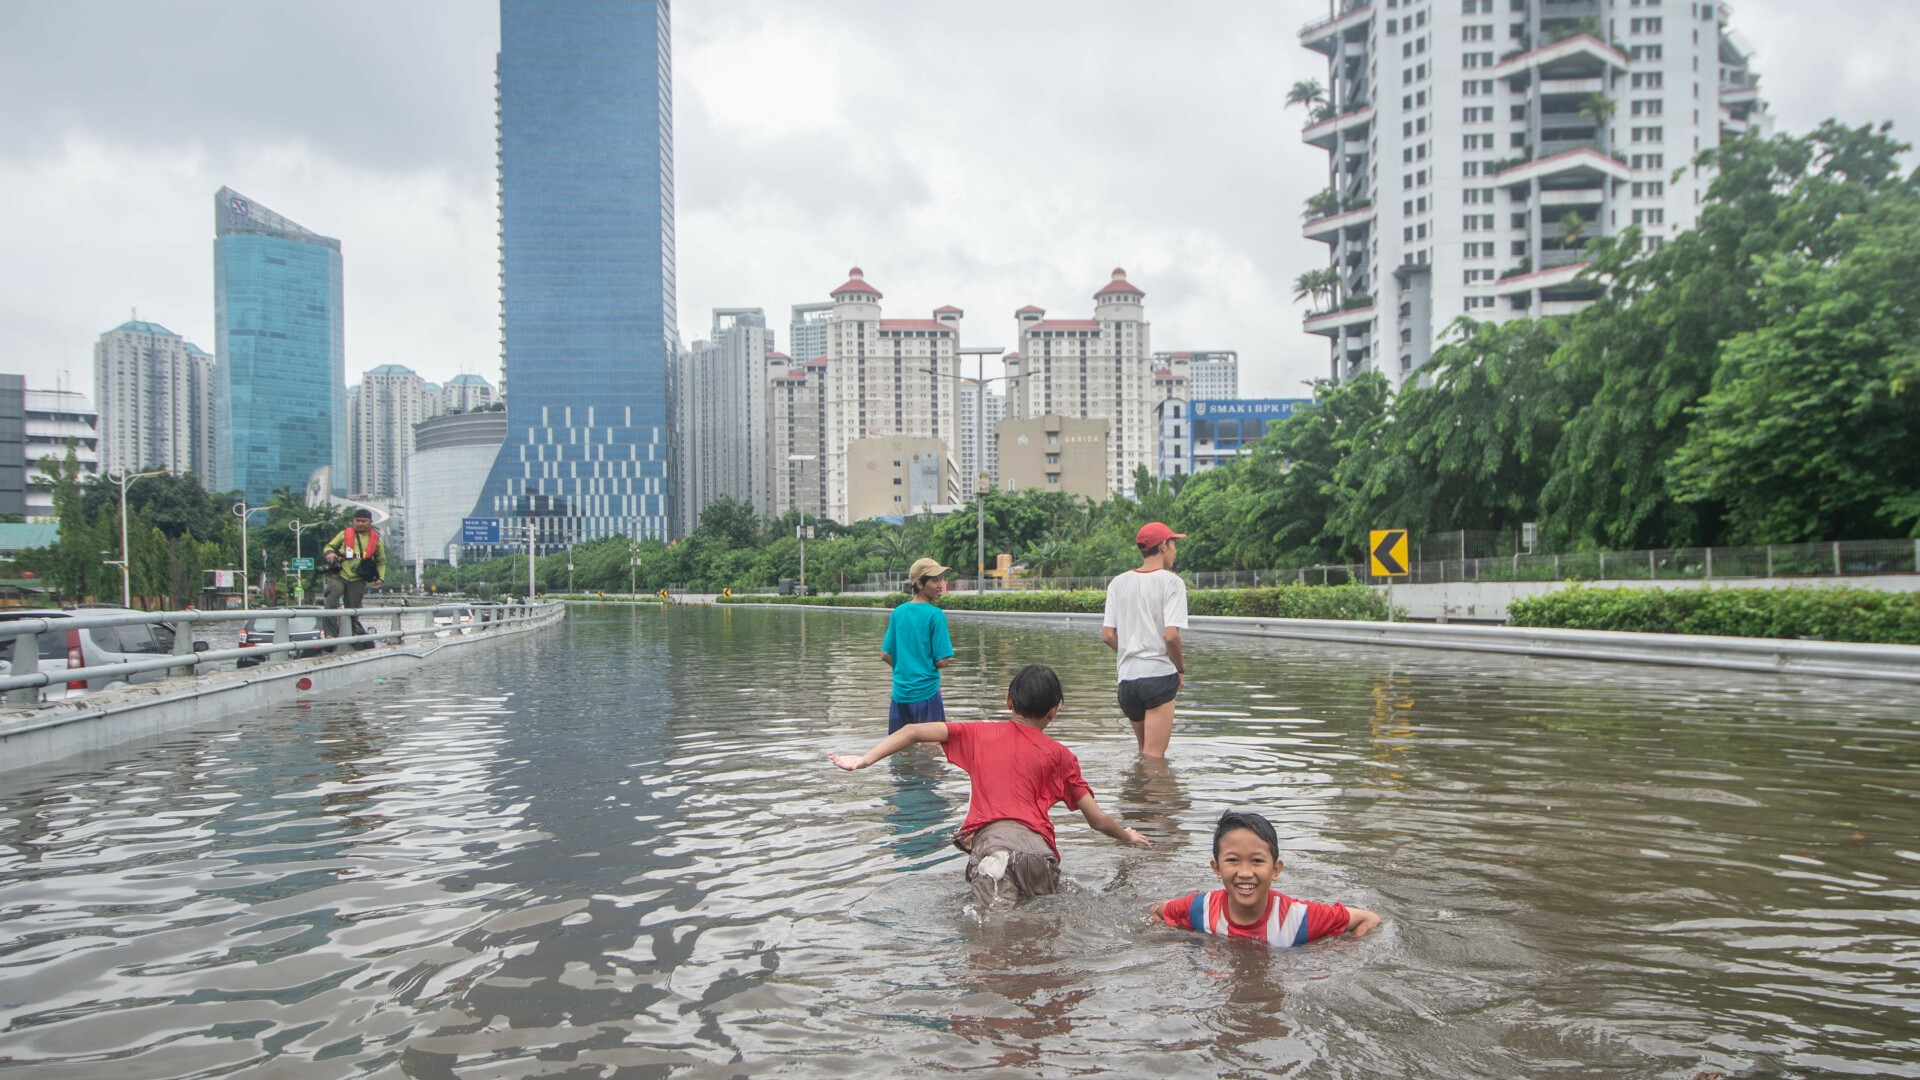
461, 517, 502, 544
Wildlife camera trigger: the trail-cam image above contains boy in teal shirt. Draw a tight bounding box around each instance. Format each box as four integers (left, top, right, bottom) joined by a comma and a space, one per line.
881, 557, 955, 733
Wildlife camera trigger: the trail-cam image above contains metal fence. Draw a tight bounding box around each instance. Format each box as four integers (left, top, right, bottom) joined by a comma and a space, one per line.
0, 601, 562, 704
822, 538, 1920, 595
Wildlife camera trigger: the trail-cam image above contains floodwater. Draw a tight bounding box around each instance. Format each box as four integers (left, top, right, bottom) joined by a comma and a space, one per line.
0, 604, 1914, 1079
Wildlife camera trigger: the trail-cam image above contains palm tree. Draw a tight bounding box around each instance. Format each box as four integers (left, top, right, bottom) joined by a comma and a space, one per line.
1292, 267, 1342, 311
1303, 187, 1341, 220
1023, 537, 1074, 581
1285, 79, 1327, 112
863, 525, 917, 574
1558, 210, 1590, 250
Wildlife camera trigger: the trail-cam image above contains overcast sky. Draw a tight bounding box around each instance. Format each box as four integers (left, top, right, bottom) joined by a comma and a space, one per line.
3, 1, 1915, 403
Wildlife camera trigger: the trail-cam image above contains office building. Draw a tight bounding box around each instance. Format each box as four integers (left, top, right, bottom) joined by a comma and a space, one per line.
769, 357, 828, 521
213, 187, 346, 504
477, 0, 678, 550
819, 268, 963, 522
441, 373, 496, 414
845, 436, 959, 521
24, 390, 99, 520
955, 377, 1004, 499
1298, 0, 1769, 386
790, 301, 832, 362
1185, 398, 1310, 476
94, 319, 217, 483
406, 411, 508, 563
996, 415, 1110, 501
678, 308, 772, 532
1005, 269, 1159, 496
350, 364, 439, 500
0, 376, 24, 518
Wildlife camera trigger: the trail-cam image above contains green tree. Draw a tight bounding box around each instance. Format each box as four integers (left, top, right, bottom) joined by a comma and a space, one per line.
1668, 193, 1920, 539
1285, 78, 1327, 112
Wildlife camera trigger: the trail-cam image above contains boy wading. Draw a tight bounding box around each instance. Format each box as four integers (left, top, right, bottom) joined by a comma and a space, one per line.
1102, 521, 1189, 758
880, 557, 954, 733
322, 509, 387, 645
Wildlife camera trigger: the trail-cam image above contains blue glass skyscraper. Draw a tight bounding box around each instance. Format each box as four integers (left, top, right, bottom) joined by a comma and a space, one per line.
478, 0, 678, 547
212, 187, 346, 504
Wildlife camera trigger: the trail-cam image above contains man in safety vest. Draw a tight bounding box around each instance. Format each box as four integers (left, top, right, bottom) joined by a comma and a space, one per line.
322, 508, 388, 646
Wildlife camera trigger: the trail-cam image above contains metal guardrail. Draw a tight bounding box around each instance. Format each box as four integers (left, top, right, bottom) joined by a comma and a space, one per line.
0, 602, 563, 702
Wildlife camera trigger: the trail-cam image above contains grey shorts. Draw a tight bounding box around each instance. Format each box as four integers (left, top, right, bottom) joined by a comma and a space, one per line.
1117, 672, 1180, 724
961, 819, 1060, 910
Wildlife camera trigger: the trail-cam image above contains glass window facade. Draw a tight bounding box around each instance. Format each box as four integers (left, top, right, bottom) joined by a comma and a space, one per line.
212, 187, 346, 505
476, 0, 678, 548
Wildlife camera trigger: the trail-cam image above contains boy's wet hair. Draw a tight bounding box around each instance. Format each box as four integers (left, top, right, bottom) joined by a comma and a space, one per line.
1212, 809, 1280, 860
1007, 664, 1063, 719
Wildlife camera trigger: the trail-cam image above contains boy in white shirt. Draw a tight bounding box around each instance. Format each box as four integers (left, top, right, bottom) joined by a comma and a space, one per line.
1100, 521, 1188, 758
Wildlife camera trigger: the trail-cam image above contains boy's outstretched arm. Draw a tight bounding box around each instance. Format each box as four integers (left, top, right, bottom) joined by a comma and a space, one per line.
1075, 793, 1152, 848
828, 723, 949, 771
1344, 906, 1381, 938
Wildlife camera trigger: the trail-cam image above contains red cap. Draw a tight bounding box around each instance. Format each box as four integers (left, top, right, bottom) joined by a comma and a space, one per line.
1136, 522, 1186, 548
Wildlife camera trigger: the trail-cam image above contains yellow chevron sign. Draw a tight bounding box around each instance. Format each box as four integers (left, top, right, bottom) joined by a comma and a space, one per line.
1369, 529, 1409, 578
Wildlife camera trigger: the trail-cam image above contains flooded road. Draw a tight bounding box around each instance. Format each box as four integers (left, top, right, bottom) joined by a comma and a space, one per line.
1, 603, 1914, 1078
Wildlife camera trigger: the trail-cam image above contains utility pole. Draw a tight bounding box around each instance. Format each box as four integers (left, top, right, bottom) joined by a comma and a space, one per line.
926, 346, 1008, 595
104, 466, 165, 607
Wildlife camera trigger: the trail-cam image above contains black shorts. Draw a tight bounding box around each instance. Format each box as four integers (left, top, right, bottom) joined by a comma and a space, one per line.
1117, 673, 1181, 724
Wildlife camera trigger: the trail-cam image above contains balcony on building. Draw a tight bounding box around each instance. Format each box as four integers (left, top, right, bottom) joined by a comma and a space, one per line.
1304, 302, 1375, 339
1299, 0, 1372, 55
1493, 34, 1628, 90
1493, 261, 1601, 305
1302, 202, 1376, 245
1303, 103, 1374, 151
1496, 147, 1630, 189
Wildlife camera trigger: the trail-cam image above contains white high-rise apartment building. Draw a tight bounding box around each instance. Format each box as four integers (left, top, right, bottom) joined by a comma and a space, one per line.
1006, 269, 1160, 496
1299, 0, 1769, 386
23, 390, 98, 521
1160, 350, 1239, 400
677, 308, 772, 532
351, 364, 439, 500
955, 378, 1005, 499
440, 373, 497, 413
93, 318, 216, 484
790, 302, 833, 362
820, 269, 963, 522
769, 356, 828, 520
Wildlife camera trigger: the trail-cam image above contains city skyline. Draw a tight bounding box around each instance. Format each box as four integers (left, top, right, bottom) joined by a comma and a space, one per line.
1, 1, 1915, 407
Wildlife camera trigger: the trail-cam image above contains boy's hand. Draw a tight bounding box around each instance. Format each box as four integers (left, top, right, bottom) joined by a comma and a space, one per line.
1120, 826, 1152, 849
1346, 907, 1381, 938
827, 752, 867, 771
1148, 900, 1167, 921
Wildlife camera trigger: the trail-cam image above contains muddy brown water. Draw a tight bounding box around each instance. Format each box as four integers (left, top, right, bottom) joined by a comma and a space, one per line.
0, 604, 1913, 1078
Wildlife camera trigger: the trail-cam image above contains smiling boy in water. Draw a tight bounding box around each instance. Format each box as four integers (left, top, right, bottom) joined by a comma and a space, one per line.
829, 664, 1152, 909
1151, 810, 1380, 947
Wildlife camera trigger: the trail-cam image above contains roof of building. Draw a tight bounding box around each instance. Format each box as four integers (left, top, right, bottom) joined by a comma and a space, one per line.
934, 305, 963, 314
24, 389, 95, 414
805, 357, 829, 367
109, 319, 179, 337
0, 523, 59, 552
879, 319, 953, 331
831, 266, 882, 298
364, 363, 417, 376
1015, 305, 1046, 314
186, 343, 210, 356
1027, 319, 1101, 331
445, 373, 490, 386
775, 368, 808, 380
1095, 268, 1144, 297
766, 351, 791, 360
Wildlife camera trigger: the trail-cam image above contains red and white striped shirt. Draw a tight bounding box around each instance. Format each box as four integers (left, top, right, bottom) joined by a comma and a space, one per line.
1161, 889, 1350, 948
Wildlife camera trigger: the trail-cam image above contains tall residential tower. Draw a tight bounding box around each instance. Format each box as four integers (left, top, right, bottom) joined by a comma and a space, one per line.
477, 0, 678, 549
213, 188, 346, 503
1297, 0, 1768, 386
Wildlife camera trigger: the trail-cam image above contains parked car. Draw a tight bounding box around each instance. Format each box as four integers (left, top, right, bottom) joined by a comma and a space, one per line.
432, 606, 475, 638
0, 608, 207, 701
235, 607, 328, 667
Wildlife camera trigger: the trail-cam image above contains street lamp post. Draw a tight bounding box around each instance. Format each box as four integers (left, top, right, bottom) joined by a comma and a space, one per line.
231, 502, 268, 609
786, 454, 816, 593
925, 347, 1009, 596
289, 519, 323, 603
104, 467, 166, 608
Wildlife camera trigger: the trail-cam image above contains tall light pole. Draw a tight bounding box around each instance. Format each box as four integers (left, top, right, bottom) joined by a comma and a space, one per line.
925, 346, 1008, 595
231, 502, 268, 609
104, 467, 166, 607
786, 454, 816, 593
289, 518, 323, 602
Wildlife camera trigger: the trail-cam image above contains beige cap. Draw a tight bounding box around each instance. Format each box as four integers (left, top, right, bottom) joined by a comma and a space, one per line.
908, 557, 951, 582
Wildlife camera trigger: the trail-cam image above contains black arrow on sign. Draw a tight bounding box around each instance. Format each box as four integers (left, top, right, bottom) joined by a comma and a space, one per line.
1372, 530, 1407, 575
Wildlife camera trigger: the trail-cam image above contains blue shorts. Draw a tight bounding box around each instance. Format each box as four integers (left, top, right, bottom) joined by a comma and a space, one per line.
889, 692, 947, 734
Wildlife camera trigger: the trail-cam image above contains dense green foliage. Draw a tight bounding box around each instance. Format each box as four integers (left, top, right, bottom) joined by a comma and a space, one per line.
1506, 586, 1920, 644
717, 584, 1389, 620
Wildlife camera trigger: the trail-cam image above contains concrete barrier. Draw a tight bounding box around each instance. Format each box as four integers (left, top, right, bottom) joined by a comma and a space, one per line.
723, 603, 1920, 685
0, 605, 565, 775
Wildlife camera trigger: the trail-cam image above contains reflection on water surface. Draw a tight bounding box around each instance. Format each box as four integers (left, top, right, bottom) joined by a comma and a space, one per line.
0, 604, 1914, 1078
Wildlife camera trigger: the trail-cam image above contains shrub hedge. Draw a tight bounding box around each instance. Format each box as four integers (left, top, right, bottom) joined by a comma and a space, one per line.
718, 584, 1390, 620
1505, 585, 1920, 645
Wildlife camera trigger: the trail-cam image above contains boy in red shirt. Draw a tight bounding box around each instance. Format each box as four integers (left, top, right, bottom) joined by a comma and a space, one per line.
1151, 810, 1381, 947
829, 664, 1151, 909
